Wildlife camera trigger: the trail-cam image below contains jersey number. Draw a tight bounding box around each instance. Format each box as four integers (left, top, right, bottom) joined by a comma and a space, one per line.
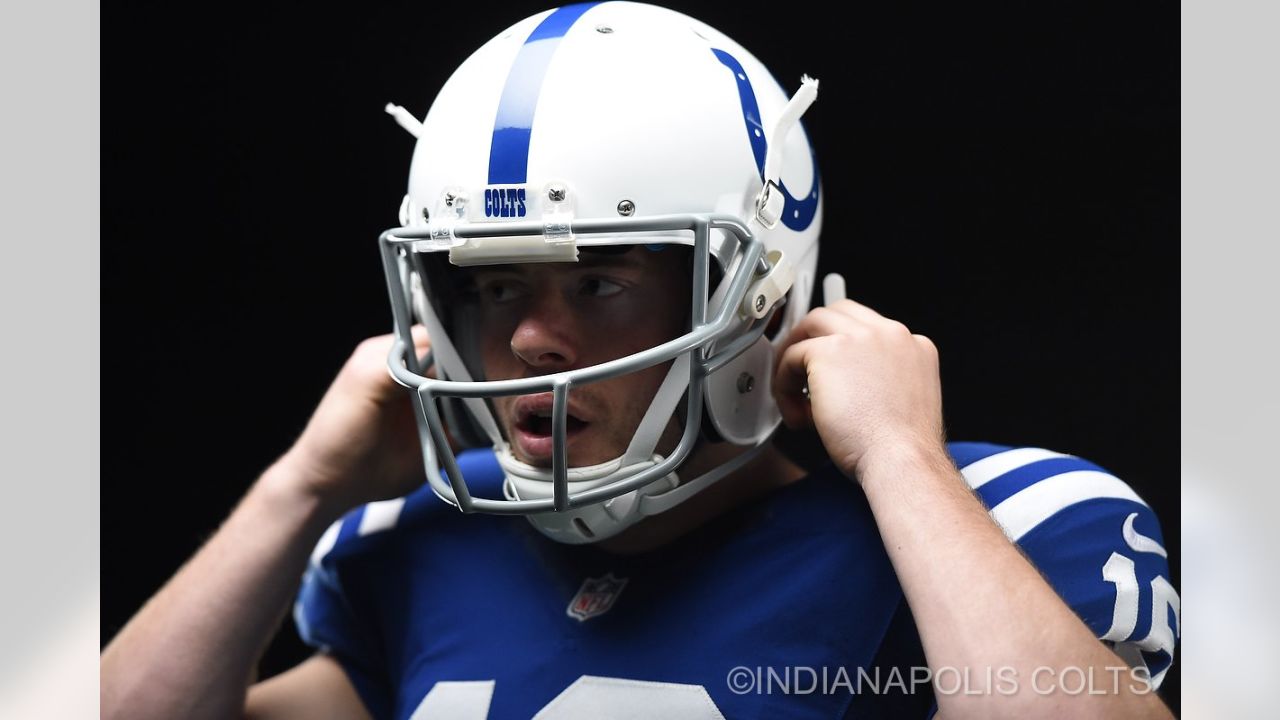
1100, 550, 1181, 686
410, 676, 726, 719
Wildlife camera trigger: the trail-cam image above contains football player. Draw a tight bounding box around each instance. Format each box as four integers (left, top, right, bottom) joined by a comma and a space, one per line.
102, 3, 1178, 718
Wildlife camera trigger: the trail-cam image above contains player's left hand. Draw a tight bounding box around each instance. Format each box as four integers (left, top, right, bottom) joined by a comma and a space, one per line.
772, 298, 946, 482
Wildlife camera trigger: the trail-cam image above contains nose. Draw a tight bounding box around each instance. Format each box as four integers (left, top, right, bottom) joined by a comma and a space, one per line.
508, 290, 580, 370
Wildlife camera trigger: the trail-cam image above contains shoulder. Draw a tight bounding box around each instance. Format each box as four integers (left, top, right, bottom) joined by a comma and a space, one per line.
308, 447, 508, 568
946, 441, 1160, 545
947, 442, 1179, 688
293, 447, 512, 677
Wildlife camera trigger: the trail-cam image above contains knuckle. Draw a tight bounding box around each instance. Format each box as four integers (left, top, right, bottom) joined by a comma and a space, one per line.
828, 333, 859, 353
354, 335, 390, 362
807, 306, 838, 325
848, 323, 874, 342
914, 334, 939, 360
883, 319, 911, 338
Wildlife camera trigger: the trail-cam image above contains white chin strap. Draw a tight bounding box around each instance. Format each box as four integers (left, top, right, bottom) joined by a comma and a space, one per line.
500, 454, 679, 544
498, 353, 692, 544
499, 426, 774, 544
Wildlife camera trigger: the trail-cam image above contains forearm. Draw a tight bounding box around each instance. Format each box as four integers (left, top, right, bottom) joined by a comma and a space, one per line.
102, 456, 343, 720
856, 444, 1169, 719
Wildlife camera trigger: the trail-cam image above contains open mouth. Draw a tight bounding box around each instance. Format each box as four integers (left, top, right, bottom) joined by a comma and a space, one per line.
516, 410, 589, 437
511, 396, 592, 461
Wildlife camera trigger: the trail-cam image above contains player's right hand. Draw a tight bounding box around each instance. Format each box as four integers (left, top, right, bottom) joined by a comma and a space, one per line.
272, 326, 434, 514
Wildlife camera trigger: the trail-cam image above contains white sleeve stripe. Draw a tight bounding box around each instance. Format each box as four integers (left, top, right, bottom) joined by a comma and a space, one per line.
958, 447, 1071, 489
310, 519, 343, 567
989, 470, 1149, 541
358, 497, 406, 536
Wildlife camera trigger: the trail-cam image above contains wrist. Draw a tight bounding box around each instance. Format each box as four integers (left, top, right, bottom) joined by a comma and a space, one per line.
258, 452, 352, 527
850, 436, 953, 492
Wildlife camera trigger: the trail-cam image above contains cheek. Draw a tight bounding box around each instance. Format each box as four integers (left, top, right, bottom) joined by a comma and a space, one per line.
602, 359, 674, 417
590, 289, 689, 349
478, 327, 517, 378
480, 335, 503, 368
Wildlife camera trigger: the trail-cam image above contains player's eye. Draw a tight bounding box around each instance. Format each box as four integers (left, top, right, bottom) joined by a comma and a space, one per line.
581, 277, 624, 298
480, 279, 527, 304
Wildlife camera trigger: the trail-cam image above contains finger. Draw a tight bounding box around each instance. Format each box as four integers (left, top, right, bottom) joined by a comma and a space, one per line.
773, 336, 824, 429
409, 324, 437, 377
410, 323, 431, 347
913, 333, 939, 367
357, 328, 434, 399
774, 305, 865, 368
347, 334, 411, 403
820, 297, 891, 325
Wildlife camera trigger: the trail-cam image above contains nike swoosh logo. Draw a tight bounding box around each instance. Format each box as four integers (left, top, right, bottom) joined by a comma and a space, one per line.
1123, 512, 1167, 558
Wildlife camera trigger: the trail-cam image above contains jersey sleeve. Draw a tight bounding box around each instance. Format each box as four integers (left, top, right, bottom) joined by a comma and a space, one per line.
949, 442, 1181, 689
290, 448, 506, 719
293, 517, 394, 720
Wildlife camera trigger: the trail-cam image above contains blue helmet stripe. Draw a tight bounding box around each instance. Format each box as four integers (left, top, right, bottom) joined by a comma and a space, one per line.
488, 2, 600, 185
711, 48, 820, 232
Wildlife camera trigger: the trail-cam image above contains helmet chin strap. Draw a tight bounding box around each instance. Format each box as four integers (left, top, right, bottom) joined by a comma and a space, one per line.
500, 453, 679, 544
499, 352, 694, 543
500, 425, 777, 544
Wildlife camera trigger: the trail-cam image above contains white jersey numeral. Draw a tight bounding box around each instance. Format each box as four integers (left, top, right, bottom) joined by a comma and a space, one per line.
1099, 548, 1181, 687
409, 680, 494, 720
412, 676, 725, 720
1101, 552, 1140, 641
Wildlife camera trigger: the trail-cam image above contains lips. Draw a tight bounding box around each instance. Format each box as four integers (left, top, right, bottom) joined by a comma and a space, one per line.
511, 394, 592, 462
517, 412, 588, 436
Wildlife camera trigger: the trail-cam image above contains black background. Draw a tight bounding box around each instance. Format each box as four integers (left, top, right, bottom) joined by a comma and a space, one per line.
106, 0, 1179, 712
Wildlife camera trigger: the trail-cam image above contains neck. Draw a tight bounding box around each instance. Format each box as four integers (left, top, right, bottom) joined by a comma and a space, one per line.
597, 439, 808, 555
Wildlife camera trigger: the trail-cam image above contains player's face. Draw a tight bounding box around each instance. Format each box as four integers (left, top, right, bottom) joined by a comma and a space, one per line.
472, 247, 690, 467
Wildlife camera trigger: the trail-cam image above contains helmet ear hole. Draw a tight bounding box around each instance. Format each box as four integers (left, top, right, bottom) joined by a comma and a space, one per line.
572, 518, 596, 540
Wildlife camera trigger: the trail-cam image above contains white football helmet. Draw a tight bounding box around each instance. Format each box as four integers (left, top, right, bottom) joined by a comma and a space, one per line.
380, 1, 823, 543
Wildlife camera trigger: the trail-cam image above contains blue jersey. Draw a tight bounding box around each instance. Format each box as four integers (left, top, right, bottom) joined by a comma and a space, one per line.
295, 443, 1179, 719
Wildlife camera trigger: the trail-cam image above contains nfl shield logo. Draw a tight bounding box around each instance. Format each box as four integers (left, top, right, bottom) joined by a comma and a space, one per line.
566, 573, 628, 622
